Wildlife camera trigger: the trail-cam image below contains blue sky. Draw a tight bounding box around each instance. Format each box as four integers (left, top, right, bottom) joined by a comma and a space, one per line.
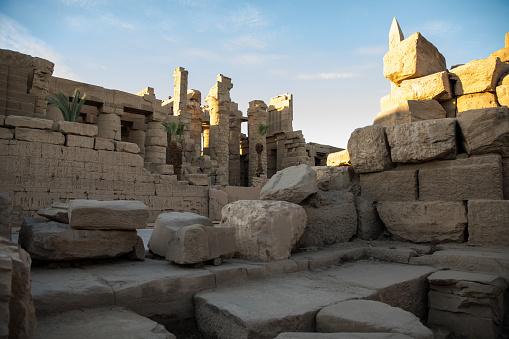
1, 0, 508, 148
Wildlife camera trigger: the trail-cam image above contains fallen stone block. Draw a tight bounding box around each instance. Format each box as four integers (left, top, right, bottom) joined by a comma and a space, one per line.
457, 92, 499, 113
348, 125, 393, 174
326, 149, 350, 166
37, 206, 69, 224
0, 237, 37, 339
355, 195, 385, 240
360, 170, 418, 201
497, 84, 509, 107
418, 154, 504, 200
392, 70, 452, 102
297, 190, 357, 249
4, 115, 53, 130
18, 220, 143, 261
385, 118, 456, 163
220, 200, 307, 262
165, 224, 236, 265
316, 300, 433, 339
0, 193, 12, 239
57, 121, 98, 137
383, 32, 446, 85
312, 166, 359, 193
377, 201, 467, 243
35, 306, 176, 339
450, 56, 509, 96
457, 106, 509, 157
148, 212, 213, 257
467, 200, 509, 246
68, 199, 149, 230
374, 99, 447, 126
260, 164, 317, 204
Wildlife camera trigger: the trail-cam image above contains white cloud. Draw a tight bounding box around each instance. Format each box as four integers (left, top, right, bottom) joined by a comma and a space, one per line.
298, 72, 358, 80
411, 21, 462, 36
0, 13, 80, 80
222, 4, 268, 32
100, 14, 135, 29
355, 45, 387, 55
224, 35, 269, 50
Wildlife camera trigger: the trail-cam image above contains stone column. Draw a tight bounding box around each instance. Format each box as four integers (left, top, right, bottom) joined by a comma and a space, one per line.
30, 57, 54, 115
144, 121, 167, 164
229, 101, 244, 186
247, 100, 268, 186
202, 125, 210, 156
206, 75, 232, 184
187, 89, 203, 156
128, 129, 146, 156
97, 103, 122, 141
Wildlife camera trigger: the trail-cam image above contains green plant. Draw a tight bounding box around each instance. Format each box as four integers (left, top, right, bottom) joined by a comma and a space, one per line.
161, 119, 186, 180
46, 88, 88, 122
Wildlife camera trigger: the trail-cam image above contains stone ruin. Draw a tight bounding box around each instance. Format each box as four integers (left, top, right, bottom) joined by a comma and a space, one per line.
0, 18, 509, 339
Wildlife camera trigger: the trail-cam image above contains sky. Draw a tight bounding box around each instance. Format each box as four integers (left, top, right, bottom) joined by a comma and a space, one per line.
0, 0, 508, 148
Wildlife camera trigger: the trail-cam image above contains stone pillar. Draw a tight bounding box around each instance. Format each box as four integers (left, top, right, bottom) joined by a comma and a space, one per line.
229, 101, 243, 186
144, 121, 167, 164
30, 57, 54, 115
247, 100, 268, 186
187, 89, 203, 156
97, 104, 122, 141
205, 75, 232, 184
267, 94, 293, 135
202, 125, 210, 156
173, 67, 188, 117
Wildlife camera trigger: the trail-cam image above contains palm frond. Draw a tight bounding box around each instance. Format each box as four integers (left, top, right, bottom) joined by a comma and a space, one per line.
46, 88, 87, 122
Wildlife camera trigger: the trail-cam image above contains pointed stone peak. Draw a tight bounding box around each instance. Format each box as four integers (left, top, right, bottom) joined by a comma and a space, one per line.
389, 17, 404, 50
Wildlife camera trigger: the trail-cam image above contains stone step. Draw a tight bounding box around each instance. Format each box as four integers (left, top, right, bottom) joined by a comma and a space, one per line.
194, 261, 436, 339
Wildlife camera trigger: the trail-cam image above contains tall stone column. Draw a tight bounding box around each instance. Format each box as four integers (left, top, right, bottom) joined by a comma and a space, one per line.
247, 100, 268, 186
144, 120, 167, 164
205, 75, 232, 184
97, 103, 122, 141
202, 125, 210, 156
187, 89, 203, 156
229, 101, 244, 186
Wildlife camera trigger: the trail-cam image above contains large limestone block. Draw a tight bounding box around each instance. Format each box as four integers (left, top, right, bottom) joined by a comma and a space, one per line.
348, 125, 393, 174
209, 187, 228, 221
35, 306, 175, 339
392, 71, 452, 102
428, 270, 506, 296
0, 193, 12, 239
260, 164, 317, 204
316, 300, 433, 339
360, 170, 418, 202
491, 45, 509, 62
185, 173, 209, 186
0, 237, 37, 339
457, 106, 509, 156
4, 115, 53, 130
377, 201, 467, 243
326, 149, 350, 166
114, 141, 140, 154
148, 212, 213, 257
383, 32, 446, 85
219, 200, 307, 262
297, 190, 357, 249
68, 199, 149, 230
275, 333, 415, 339
450, 57, 509, 95
57, 121, 98, 137
497, 84, 509, 106
18, 221, 142, 261
355, 196, 385, 240
418, 154, 504, 201
66, 134, 95, 148
165, 224, 236, 265
37, 206, 69, 224
374, 99, 447, 126
15, 127, 65, 145
467, 200, 509, 246
456, 92, 499, 113
385, 118, 457, 163
312, 166, 359, 193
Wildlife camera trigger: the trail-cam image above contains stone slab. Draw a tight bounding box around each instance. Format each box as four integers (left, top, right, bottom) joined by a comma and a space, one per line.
34, 306, 176, 339
457, 92, 499, 113
326, 149, 350, 167
115, 141, 140, 154
260, 164, 317, 204
467, 200, 509, 246
391, 70, 452, 102
374, 99, 447, 126
312, 166, 359, 193
450, 56, 509, 96
36, 207, 69, 223
360, 170, 417, 201
57, 121, 98, 137
5, 115, 53, 130
94, 137, 115, 151
348, 125, 393, 174
65, 134, 95, 148
15, 127, 65, 145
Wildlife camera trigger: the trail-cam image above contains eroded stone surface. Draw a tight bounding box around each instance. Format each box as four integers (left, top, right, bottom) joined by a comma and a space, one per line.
348, 125, 393, 174
374, 99, 447, 126
467, 200, 509, 246
260, 164, 317, 204
450, 56, 509, 95
312, 166, 359, 193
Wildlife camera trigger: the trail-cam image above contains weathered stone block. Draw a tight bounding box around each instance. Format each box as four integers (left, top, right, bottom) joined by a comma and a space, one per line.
457, 106, 509, 156
360, 170, 417, 201
0, 127, 13, 140
383, 32, 446, 85
316, 300, 433, 339
0, 193, 12, 239
94, 137, 115, 151
385, 118, 456, 163
148, 212, 213, 257
491, 45, 509, 62
18, 220, 142, 261
297, 190, 357, 249
418, 154, 504, 200
209, 188, 228, 221
450, 57, 509, 95
58, 121, 98, 137
15, 127, 65, 145
467, 200, 509, 246
260, 164, 317, 204
37, 206, 69, 224
326, 149, 350, 166
185, 173, 209, 186
377, 201, 467, 243
115, 141, 140, 154
165, 224, 236, 265
355, 196, 384, 240
348, 125, 393, 174
68, 200, 149, 230
312, 166, 359, 193
219, 200, 307, 262
497, 84, 509, 106
66, 134, 95, 148
97, 113, 121, 141
374, 99, 446, 126
392, 70, 452, 102
457, 92, 499, 113
5, 115, 53, 130
0, 237, 37, 339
